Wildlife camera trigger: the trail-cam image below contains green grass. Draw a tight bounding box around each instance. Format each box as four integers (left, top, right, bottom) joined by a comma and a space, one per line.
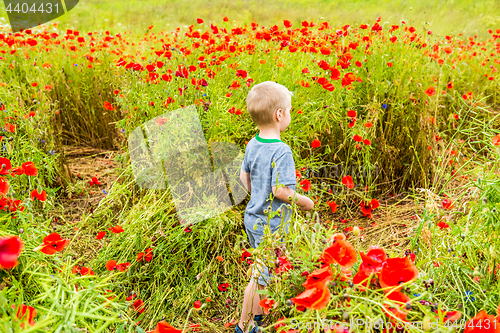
1, 1, 500, 331
1, 0, 500, 38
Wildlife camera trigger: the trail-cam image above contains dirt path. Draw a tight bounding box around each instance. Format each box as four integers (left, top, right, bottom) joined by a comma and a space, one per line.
53, 145, 121, 226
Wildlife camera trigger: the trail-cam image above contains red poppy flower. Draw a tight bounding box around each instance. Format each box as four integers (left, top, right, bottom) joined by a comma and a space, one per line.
276, 256, 293, 274
425, 86, 436, 97
89, 176, 102, 186
235, 69, 247, 78
259, 298, 275, 314
133, 299, 145, 313
79, 266, 95, 276
109, 225, 124, 233
320, 239, 357, 268
360, 199, 380, 218
302, 265, 333, 289
0, 157, 11, 175
35, 233, 70, 255
300, 179, 311, 192
291, 282, 330, 310
442, 199, 454, 209
383, 291, 410, 321
241, 249, 251, 262
137, 248, 153, 262
96, 231, 106, 240
31, 82, 38, 87
492, 133, 500, 146
218, 283, 229, 292
0, 236, 23, 269
283, 20, 292, 28
31, 189, 47, 201
193, 300, 202, 309
147, 321, 183, 333
0, 178, 9, 195
437, 221, 450, 229
103, 101, 114, 111
106, 260, 130, 272
311, 139, 321, 149
21, 162, 38, 176
434, 308, 461, 323
378, 257, 419, 292
12, 304, 36, 328
447, 82, 454, 89
330, 68, 341, 80
463, 310, 500, 333
327, 201, 337, 213
354, 246, 387, 286
11, 167, 24, 176
353, 135, 363, 142
342, 175, 354, 189
365, 122, 373, 128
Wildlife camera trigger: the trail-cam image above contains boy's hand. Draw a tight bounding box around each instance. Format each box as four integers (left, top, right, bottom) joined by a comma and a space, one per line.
300, 197, 314, 211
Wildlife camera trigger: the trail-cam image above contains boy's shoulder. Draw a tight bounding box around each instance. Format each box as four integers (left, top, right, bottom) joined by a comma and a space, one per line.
245, 137, 294, 165
247, 136, 293, 153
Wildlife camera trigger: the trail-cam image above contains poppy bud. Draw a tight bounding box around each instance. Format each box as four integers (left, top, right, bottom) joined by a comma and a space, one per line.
348, 281, 354, 288
263, 209, 268, 214
405, 302, 412, 310
286, 299, 293, 307
483, 197, 488, 204
314, 222, 320, 233
342, 311, 350, 320
422, 316, 431, 331
19, 228, 24, 233
353, 226, 360, 236
287, 195, 293, 201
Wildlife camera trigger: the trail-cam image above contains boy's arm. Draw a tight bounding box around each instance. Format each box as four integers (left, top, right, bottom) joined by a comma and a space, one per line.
272, 185, 314, 211
239, 169, 251, 194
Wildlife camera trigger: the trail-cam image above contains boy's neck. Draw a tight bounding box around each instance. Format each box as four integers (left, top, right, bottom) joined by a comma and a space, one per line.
258, 127, 280, 140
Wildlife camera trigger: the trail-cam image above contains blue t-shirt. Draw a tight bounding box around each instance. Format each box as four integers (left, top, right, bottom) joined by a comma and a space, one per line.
241, 134, 297, 237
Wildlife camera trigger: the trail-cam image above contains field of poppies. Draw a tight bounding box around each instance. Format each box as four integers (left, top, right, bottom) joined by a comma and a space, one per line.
1, 4, 500, 333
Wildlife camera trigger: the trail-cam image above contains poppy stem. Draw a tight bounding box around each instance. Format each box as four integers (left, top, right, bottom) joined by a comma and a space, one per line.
182, 307, 195, 332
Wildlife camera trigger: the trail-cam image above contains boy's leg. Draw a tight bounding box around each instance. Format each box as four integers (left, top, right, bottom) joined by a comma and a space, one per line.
238, 279, 262, 333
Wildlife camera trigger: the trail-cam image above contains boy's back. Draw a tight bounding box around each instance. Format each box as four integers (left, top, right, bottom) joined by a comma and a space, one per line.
241, 134, 296, 247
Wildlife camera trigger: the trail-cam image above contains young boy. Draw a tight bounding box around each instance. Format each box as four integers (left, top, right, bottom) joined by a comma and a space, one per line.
236, 81, 315, 333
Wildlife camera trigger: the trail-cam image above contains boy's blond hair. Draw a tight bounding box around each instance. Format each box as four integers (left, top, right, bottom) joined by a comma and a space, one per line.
246, 81, 293, 127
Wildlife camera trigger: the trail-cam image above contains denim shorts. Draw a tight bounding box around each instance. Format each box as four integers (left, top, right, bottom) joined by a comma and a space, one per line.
245, 225, 272, 286
245, 225, 287, 286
